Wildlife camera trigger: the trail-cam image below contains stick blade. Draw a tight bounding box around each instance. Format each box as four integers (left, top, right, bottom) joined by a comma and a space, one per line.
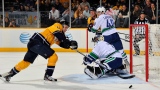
117, 74, 135, 79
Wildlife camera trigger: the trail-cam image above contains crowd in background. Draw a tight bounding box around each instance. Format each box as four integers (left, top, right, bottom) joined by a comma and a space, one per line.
0, 0, 159, 28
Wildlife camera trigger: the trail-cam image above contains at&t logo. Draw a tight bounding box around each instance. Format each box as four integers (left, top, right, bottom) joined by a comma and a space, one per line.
19, 32, 31, 44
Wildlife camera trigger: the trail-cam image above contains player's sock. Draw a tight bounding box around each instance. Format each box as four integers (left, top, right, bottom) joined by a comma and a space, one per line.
44, 66, 55, 81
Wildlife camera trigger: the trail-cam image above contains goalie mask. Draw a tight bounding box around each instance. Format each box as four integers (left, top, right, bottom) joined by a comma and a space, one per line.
92, 35, 104, 43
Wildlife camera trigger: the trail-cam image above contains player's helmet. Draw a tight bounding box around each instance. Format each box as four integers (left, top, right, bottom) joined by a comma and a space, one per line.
60, 19, 69, 27
96, 7, 106, 13
54, 23, 63, 30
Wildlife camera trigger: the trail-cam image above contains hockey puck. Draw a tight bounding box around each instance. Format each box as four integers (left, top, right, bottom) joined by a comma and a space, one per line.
54, 79, 57, 81
129, 85, 132, 89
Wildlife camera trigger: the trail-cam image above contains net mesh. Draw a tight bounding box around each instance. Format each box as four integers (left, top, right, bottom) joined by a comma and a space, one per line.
130, 24, 160, 82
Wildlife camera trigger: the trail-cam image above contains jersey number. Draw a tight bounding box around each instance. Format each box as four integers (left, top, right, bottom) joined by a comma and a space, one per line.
106, 19, 114, 27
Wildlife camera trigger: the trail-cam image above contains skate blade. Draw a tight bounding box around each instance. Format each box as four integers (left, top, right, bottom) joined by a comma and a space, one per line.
0, 77, 9, 83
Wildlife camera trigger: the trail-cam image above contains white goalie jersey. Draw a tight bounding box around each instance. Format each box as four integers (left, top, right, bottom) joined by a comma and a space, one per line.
92, 41, 122, 59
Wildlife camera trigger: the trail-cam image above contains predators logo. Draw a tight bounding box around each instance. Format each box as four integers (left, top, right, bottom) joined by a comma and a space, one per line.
27, 15, 37, 25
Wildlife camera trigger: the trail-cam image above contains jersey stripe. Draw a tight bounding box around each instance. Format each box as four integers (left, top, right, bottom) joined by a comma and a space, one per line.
134, 18, 149, 35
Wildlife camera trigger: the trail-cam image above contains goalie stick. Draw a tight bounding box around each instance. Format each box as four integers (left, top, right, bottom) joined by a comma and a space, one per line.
74, 49, 135, 79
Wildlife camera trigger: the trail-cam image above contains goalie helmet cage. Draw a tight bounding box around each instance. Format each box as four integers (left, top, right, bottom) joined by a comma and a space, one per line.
130, 24, 160, 82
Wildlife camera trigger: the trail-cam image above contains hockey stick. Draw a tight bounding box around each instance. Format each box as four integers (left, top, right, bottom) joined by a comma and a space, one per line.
74, 49, 135, 79
120, 38, 130, 42
74, 49, 107, 69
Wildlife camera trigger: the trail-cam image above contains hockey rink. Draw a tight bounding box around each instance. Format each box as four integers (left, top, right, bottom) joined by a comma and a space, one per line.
0, 52, 160, 90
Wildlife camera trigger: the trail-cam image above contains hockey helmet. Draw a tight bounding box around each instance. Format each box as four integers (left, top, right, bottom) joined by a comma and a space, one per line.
60, 19, 69, 27
54, 23, 63, 30
96, 7, 106, 13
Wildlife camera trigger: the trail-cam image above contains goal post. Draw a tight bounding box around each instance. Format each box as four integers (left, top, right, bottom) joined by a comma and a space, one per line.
130, 24, 160, 82
130, 24, 149, 82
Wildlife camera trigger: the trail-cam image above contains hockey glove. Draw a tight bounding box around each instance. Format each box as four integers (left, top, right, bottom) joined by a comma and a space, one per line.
70, 40, 78, 50
83, 56, 93, 65
92, 36, 98, 42
59, 39, 71, 49
87, 23, 93, 32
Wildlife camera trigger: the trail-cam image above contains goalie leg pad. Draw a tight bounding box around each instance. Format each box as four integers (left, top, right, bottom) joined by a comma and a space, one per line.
84, 66, 104, 79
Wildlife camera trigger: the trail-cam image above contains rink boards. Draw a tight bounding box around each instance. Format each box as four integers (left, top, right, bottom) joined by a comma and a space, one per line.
0, 28, 129, 53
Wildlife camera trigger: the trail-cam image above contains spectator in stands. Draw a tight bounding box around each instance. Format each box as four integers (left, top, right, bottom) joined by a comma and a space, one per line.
71, 0, 77, 11
112, 2, 123, 11
144, 0, 152, 22
87, 7, 96, 25
10, 6, 16, 12
5, 17, 10, 27
61, 8, 74, 23
83, 5, 90, 19
60, 0, 69, 9
19, 4, 25, 11
8, 19, 16, 27
150, 3, 156, 24
97, 0, 111, 9
72, 0, 80, 11
54, 0, 65, 14
49, 5, 60, 21
112, 2, 123, 20
24, 5, 31, 11
35, 0, 45, 11
134, 0, 145, 9
48, 5, 60, 26
80, 0, 90, 9
72, 5, 85, 25
50, 0, 56, 5
130, 5, 141, 24
108, 0, 117, 7
119, 0, 128, 7
13, 0, 20, 10
44, 0, 52, 11
115, 4, 129, 28
25, 0, 35, 7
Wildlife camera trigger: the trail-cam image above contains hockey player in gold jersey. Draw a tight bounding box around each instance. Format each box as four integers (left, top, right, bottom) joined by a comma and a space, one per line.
0, 21, 78, 82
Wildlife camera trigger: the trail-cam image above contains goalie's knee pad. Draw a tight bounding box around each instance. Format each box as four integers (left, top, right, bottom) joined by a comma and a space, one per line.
84, 65, 104, 79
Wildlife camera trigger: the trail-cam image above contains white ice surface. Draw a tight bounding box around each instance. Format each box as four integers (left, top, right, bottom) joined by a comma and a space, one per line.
0, 52, 160, 90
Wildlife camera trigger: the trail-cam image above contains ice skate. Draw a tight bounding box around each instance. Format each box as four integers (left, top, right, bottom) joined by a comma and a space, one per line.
0, 71, 13, 82
44, 74, 57, 82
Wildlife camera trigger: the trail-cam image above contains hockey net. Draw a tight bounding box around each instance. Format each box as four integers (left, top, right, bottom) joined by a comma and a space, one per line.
130, 24, 160, 82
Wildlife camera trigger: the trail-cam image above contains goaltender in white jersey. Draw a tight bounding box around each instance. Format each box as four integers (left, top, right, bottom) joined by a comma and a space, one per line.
83, 35, 135, 79
87, 7, 128, 65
